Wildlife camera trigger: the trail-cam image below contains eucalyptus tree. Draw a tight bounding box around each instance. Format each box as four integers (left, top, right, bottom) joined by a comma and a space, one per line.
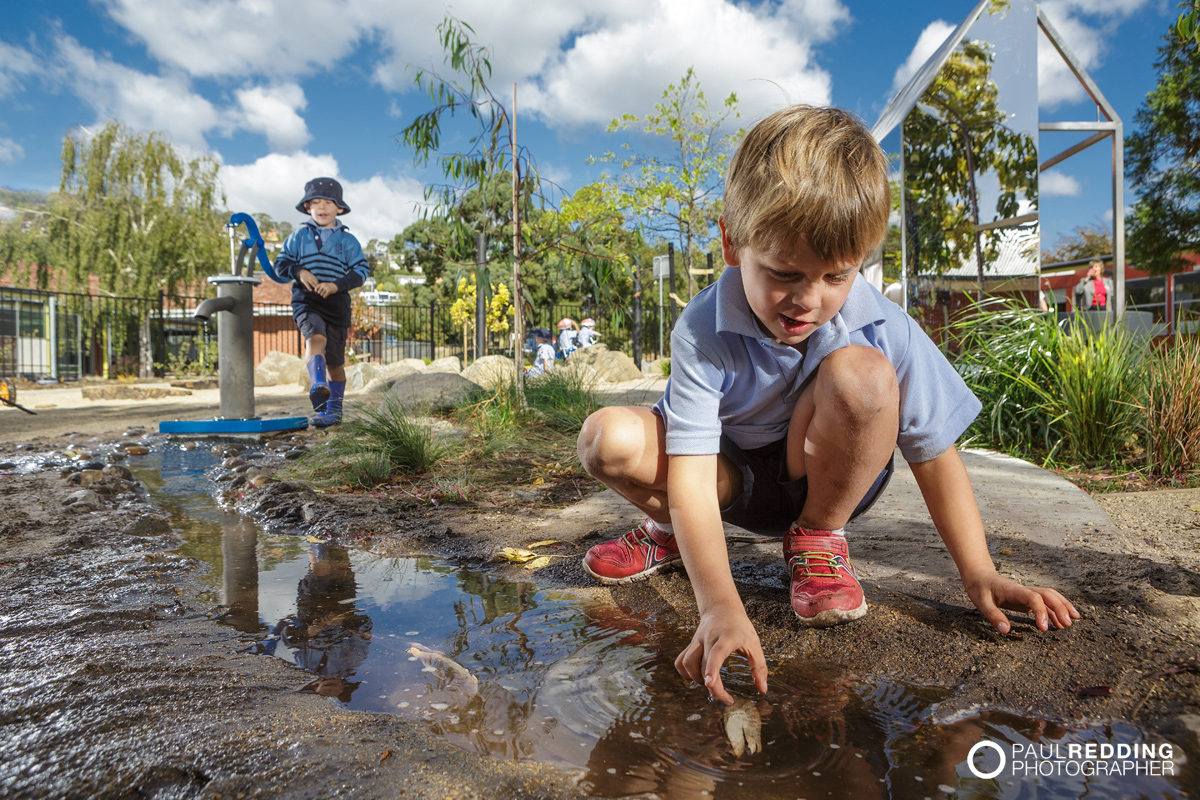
400, 15, 538, 394
593, 69, 742, 301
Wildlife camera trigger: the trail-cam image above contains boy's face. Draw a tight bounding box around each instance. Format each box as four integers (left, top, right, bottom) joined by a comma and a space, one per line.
720, 217, 859, 349
305, 197, 342, 228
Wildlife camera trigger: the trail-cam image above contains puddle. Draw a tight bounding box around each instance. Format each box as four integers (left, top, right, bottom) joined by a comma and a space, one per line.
131, 443, 1192, 799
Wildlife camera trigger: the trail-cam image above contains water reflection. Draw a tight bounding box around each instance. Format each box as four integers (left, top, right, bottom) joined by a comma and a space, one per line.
134, 443, 1189, 800
278, 543, 372, 702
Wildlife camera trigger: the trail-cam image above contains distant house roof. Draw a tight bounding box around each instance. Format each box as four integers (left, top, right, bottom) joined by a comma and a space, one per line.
926, 225, 1040, 279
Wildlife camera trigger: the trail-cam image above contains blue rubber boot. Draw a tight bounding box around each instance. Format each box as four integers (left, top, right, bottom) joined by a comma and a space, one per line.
307, 355, 330, 411
311, 380, 344, 428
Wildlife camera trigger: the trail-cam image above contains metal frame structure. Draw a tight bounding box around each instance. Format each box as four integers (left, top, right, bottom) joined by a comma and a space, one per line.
871, 0, 1126, 315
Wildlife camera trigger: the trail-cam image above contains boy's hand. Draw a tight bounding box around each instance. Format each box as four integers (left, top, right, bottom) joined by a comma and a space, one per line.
297, 269, 320, 292
964, 569, 1080, 633
674, 603, 769, 705
313, 282, 337, 298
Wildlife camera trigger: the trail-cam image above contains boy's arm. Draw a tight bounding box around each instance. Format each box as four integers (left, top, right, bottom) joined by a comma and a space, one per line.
908, 447, 1079, 632
668, 453, 769, 704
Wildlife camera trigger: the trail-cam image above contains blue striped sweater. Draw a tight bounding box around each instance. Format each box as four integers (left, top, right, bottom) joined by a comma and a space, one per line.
274, 221, 370, 326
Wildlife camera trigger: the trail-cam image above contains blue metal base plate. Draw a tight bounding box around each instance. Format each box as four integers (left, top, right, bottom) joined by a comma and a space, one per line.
159, 416, 309, 435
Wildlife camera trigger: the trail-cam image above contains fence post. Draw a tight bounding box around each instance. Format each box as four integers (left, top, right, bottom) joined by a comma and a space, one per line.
667, 242, 677, 331
429, 301, 436, 362
632, 261, 642, 370
475, 232, 487, 360
156, 290, 166, 378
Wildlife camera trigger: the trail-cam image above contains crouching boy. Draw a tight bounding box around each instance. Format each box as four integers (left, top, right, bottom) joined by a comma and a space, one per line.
576, 105, 1079, 704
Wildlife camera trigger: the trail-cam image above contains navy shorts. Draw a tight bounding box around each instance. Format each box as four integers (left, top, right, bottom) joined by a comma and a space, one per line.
718, 435, 894, 536
294, 308, 348, 368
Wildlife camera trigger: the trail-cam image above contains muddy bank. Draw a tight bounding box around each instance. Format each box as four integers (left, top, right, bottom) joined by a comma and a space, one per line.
0, 433, 586, 800
2, 419, 1199, 797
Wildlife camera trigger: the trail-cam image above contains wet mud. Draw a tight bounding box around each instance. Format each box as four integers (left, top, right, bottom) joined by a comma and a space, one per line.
1, 423, 1198, 798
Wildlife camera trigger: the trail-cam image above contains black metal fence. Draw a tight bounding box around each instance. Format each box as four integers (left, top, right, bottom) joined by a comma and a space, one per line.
1, 287, 674, 382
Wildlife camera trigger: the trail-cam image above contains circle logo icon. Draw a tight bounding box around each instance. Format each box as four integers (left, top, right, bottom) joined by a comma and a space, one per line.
967, 741, 1006, 779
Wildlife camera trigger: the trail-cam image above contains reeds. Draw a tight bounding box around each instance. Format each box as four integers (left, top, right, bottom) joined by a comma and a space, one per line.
1141, 332, 1200, 481
954, 298, 1146, 467
287, 396, 447, 488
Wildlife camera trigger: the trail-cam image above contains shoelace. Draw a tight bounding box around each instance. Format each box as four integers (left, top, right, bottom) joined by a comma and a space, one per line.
788, 549, 851, 578
621, 523, 660, 549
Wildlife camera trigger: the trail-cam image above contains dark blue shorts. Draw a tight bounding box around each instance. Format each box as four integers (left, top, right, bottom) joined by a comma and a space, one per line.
294, 308, 348, 368
718, 435, 894, 536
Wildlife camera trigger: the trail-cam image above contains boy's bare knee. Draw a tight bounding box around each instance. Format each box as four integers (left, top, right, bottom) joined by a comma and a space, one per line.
577, 407, 646, 479
815, 345, 898, 418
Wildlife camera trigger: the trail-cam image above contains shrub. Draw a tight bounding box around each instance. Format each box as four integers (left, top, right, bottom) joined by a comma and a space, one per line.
290, 397, 447, 487
955, 298, 1144, 465
1141, 334, 1200, 480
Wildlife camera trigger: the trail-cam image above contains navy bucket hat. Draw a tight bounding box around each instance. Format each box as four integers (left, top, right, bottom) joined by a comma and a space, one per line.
296, 177, 350, 214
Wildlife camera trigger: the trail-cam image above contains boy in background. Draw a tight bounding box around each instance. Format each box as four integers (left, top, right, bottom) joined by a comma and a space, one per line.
578, 318, 602, 349
557, 318, 579, 358
526, 327, 557, 378
274, 178, 370, 428
576, 106, 1078, 704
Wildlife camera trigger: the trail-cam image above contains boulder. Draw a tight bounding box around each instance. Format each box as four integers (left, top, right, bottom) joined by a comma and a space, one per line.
381, 358, 428, 380
255, 350, 306, 387
380, 372, 481, 412
556, 361, 602, 389
461, 355, 516, 389
345, 361, 385, 391
426, 356, 463, 374
569, 344, 643, 383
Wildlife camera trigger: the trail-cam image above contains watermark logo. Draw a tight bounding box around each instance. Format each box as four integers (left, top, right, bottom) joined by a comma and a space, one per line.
967, 740, 1176, 779
967, 741, 1007, 779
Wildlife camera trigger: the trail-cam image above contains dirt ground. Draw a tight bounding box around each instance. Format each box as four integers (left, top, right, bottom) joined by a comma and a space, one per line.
2, 380, 1199, 798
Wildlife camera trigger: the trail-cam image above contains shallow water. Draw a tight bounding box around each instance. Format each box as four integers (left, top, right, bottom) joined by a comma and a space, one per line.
134, 442, 1191, 800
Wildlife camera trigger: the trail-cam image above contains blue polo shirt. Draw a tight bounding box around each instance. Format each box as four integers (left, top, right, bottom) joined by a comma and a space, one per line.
653, 266, 981, 463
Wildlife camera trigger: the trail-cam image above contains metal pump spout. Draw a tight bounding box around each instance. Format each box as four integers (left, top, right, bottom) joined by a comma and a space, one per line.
194, 295, 236, 322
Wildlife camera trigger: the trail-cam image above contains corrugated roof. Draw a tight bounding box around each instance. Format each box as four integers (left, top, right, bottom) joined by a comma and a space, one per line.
931, 224, 1040, 278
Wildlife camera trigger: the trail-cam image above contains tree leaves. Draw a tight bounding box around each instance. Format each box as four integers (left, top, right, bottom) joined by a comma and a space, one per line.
5, 121, 226, 295
1127, 17, 1200, 274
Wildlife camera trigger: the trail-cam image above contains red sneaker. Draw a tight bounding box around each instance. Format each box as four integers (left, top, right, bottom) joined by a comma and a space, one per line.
582, 519, 681, 585
784, 526, 868, 627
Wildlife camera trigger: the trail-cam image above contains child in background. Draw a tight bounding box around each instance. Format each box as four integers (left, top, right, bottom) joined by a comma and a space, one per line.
274, 178, 370, 428
525, 327, 557, 378
557, 318, 579, 358
578, 318, 602, 349
575, 105, 1078, 705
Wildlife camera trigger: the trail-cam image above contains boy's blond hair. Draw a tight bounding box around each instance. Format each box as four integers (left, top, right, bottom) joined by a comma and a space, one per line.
723, 105, 890, 266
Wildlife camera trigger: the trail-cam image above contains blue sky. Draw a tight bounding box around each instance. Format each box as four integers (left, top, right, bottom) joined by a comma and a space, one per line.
0, 0, 1180, 253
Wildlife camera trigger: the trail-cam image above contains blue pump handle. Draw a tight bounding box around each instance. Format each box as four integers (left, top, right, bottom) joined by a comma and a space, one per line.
227, 213, 288, 284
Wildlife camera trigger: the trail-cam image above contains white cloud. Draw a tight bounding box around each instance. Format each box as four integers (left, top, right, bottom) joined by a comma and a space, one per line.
0, 40, 39, 98
0, 136, 24, 164
232, 84, 310, 152
519, 0, 841, 129
892, 20, 956, 93
779, 0, 852, 42
99, 0, 844, 134
219, 152, 425, 244
98, 0, 377, 79
1037, 0, 1153, 109
1039, 170, 1081, 197
47, 35, 220, 149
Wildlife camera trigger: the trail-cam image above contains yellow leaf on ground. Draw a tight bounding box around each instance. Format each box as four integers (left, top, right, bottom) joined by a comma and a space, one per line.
524, 556, 553, 571
525, 539, 561, 549
498, 547, 538, 563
